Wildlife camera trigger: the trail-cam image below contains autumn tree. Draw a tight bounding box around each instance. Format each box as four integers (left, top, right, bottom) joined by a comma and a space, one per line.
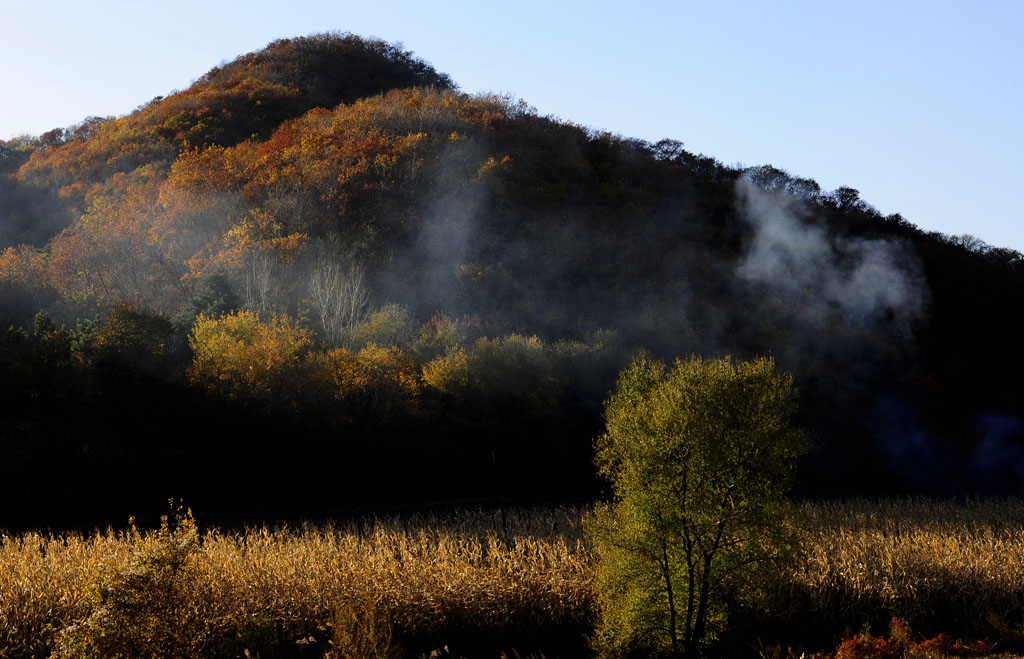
588, 356, 808, 658
187, 310, 310, 401
312, 343, 419, 426
420, 333, 569, 461
409, 311, 465, 361
91, 301, 174, 375
347, 303, 417, 350
44, 166, 169, 305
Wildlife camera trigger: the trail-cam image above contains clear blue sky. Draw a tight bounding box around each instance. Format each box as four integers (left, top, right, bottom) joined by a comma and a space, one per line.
2, 1, 1021, 250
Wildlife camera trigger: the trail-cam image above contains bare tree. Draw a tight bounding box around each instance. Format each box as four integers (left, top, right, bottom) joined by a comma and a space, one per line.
243, 249, 280, 317
309, 245, 371, 345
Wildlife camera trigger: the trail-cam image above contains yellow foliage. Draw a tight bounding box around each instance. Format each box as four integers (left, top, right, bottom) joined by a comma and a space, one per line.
222, 208, 307, 258
421, 346, 470, 394
187, 310, 311, 399
318, 344, 417, 396
421, 335, 561, 418
312, 343, 420, 424
222, 208, 282, 250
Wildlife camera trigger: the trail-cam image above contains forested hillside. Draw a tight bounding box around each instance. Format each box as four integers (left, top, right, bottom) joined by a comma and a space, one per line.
2, 32, 1022, 527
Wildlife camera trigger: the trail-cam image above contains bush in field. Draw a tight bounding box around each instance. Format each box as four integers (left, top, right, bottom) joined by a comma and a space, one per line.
834, 618, 998, 659
51, 507, 214, 659
49, 506, 295, 659
588, 356, 808, 658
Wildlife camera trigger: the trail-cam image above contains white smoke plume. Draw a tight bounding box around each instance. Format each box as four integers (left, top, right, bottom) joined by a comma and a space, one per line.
735, 174, 926, 329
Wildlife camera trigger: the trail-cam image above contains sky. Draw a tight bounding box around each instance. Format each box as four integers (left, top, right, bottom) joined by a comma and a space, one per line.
2, 0, 1022, 250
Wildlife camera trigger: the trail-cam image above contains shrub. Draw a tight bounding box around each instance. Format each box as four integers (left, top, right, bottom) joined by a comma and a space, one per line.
50, 505, 213, 659
834, 618, 997, 659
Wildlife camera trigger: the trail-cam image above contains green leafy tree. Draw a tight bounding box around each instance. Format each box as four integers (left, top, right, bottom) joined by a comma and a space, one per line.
172, 265, 238, 334
588, 356, 809, 658
29, 310, 73, 368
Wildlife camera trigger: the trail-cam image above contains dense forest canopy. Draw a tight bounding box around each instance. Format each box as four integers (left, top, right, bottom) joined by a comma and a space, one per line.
2, 32, 1023, 527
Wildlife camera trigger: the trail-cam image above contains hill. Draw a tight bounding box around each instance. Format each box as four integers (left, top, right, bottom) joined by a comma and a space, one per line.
1, 32, 1023, 526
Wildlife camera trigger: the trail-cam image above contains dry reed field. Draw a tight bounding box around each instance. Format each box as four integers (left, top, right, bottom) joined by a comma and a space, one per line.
3, 499, 1024, 657
787, 498, 1024, 640
0, 507, 593, 658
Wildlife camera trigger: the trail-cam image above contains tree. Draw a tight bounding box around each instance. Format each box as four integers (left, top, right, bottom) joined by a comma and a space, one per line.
187, 310, 310, 401
420, 333, 561, 418
173, 265, 238, 334
588, 356, 808, 658
308, 246, 370, 346
347, 303, 417, 350
311, 343, 420, 426
242, 248, 281, 317
831, 185, 865, 212
92, 301, 173, 375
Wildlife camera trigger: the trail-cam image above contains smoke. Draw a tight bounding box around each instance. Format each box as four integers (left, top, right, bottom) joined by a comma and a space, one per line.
971, 414, 1024, 493
0, 174, 74, 250
735, 174, 945, 493
866, 405, 1024, 495
407, 139, 489, 317
735, 175, 926, 330
870, 395, 950, 493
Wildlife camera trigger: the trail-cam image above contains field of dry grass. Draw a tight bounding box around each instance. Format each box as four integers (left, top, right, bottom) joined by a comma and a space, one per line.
789, 498, 1024, 637
0, 506, 592, 658
3, 499, 1024, 657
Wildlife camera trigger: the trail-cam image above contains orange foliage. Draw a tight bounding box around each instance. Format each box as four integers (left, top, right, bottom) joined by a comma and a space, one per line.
159, 87, 514, 249
12, 72, 304, 248
42, 165, 187, 307
0, 244, 49, 288
3, 84, 522, 313
17, 116, 172, 198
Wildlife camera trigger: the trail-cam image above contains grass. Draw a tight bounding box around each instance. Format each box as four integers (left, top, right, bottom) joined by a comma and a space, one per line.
789, 499, 1024, 637
0, 506, 592, 658
3, 499, 1024, 657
